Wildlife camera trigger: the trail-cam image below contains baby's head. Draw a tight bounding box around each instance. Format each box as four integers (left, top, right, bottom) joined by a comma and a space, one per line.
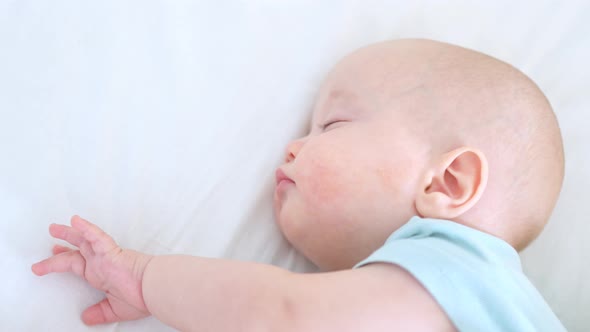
274, 39, 564, 271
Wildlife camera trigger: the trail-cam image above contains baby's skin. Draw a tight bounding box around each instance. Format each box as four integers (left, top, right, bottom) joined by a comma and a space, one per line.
33, 215, 452, 331
32, 39, 564, 331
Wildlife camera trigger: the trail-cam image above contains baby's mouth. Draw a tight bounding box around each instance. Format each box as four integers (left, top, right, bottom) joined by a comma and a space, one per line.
275, 168, 296, 196
275, 168, 295, 186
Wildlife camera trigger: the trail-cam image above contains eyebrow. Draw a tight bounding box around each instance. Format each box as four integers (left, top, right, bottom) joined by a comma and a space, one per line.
327, 89, 350, 100
323, 89, 357, 113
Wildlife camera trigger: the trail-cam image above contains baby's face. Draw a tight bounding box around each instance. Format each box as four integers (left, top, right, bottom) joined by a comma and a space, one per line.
274, 39, 565, 265
274, 55, 429, 271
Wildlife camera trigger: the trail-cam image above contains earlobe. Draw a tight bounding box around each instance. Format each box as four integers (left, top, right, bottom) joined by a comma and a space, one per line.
415, 147, 488, 219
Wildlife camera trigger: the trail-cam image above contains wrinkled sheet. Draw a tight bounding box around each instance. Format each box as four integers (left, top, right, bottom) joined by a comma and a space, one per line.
1, 1, 588, 331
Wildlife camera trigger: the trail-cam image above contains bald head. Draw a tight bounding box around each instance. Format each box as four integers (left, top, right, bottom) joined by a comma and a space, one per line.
330, 39, 564, 250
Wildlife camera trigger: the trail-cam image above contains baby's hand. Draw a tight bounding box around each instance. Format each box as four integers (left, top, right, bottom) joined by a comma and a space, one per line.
32, 215, 154, 325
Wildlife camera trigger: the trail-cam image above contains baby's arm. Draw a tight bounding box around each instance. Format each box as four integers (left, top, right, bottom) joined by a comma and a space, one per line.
32, 216, 454, 332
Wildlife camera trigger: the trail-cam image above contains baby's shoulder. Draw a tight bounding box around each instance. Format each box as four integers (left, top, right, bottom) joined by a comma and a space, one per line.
355, 262, 459, 331
351, 217, 565, 331
284, 262, 457, 332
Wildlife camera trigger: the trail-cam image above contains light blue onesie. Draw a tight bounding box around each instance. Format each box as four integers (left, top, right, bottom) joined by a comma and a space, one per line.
354, 216, 565, 331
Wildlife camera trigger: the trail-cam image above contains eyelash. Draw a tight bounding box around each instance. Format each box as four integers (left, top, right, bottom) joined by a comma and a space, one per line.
322, 120, 343, 131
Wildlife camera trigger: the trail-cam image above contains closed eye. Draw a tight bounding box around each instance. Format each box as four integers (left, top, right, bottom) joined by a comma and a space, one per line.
322, 120, 347, 131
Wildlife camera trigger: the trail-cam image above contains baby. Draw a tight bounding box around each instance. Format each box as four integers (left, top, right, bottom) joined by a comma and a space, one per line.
32, 39, 566, 331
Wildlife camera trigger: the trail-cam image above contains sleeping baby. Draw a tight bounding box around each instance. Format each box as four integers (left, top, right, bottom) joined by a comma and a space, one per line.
32, 39, 566, 331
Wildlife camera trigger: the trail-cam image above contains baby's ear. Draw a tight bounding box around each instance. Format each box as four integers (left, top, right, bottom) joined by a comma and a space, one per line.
415, 147, 488, 220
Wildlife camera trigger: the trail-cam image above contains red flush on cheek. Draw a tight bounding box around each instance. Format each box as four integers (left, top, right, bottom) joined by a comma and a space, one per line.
305, 164, 343, 204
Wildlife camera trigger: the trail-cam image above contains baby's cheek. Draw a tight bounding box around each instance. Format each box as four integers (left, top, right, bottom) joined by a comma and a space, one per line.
301, 155, 356, 208
305, 165, 338, 203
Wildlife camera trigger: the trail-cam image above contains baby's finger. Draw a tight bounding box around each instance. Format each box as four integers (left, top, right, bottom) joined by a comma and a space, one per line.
31, 250, 85, 277
49, 223, 84, 248
71, 215, 117, 254
79, 240, 96, 258
81, 298, 121, 325
52, 244, 73, 255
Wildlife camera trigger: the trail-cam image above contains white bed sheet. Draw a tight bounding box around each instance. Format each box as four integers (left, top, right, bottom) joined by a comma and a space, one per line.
1, 1, 588, 331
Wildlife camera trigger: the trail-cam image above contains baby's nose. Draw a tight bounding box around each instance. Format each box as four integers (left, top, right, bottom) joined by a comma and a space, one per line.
285, 139, 304, 163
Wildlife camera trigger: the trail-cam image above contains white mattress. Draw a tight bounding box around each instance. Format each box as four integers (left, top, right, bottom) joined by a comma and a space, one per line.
1, 1, 588, 331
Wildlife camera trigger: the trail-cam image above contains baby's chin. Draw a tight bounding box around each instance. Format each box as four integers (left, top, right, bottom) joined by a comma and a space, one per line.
272, 188, 300, 232
272, 199, 290, 234
272, 209, 305, 247
272, 194, 285, 224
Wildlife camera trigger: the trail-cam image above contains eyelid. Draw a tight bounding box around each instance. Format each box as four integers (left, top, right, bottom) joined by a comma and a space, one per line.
322, 120, 346, 131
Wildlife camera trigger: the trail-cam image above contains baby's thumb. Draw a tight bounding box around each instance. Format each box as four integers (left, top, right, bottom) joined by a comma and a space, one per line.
82, 299, 119, 325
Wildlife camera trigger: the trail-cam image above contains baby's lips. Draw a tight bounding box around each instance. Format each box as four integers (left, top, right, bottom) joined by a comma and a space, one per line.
275, 168, 295, 186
